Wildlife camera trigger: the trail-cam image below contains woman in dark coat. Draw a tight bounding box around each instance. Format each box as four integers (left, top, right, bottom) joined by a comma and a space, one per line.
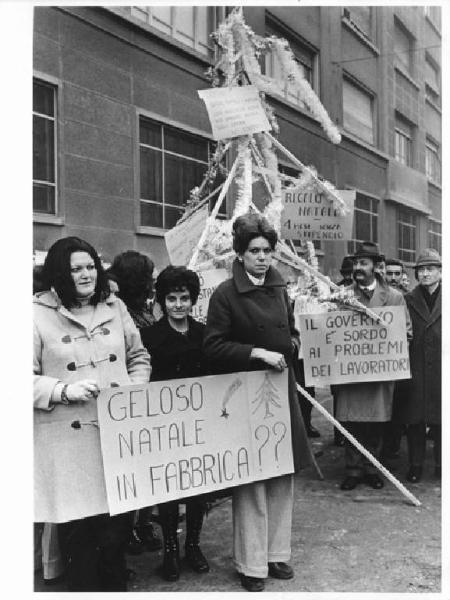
140, 266, 209, 581
203, 213, 311, 592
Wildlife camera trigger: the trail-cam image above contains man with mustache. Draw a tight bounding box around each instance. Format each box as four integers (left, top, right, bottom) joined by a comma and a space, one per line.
334, 242, 411, 491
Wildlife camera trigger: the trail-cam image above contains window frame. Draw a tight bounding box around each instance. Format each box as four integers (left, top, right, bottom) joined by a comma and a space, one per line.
425, 137, 441, 184
137, 112, 226, 233
393, 17, 415, 78
264, 13, 320, 114
342, 74, 376, 146
33, 75, 59, 218
342, 6, 376, 42
428, 219, 442, 255
347, 193, 379, 255
397, 208, 417, 264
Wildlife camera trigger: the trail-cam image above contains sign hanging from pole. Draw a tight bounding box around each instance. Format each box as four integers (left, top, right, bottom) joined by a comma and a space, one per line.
192, 268, 229, 324
281, 189, 355, 241
198, 85, 271, 140
165, 204, 209, 266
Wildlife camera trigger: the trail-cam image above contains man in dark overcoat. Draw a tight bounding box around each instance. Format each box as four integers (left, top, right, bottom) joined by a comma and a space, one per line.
396, 249, 441, 482
334, 242, 411, 491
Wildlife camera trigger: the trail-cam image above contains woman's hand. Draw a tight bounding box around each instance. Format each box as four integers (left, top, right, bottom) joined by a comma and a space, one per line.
66, 379, 99, 402
250, 348, 287, 371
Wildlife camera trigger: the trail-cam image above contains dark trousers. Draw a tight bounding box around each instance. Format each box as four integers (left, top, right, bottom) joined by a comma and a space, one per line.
406, 422, 441, 468
159, 498, 206, 551
342, 422, 384, 477
58, 512, 134, 591
294, 358, 315, 429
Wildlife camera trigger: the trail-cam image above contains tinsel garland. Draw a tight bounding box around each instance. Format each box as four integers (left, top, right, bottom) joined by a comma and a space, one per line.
232, 139, 253, 220
271, 38, 341, 144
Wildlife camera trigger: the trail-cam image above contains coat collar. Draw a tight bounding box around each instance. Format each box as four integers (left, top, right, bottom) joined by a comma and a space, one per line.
350, 275, 388, 307
33, 290, 117, 331
232, 258, 285, 294
407, 284, 441, 324
144, 316, 204, 348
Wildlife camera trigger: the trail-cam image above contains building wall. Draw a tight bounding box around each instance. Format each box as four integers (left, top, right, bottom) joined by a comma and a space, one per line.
33, 5, 441, 278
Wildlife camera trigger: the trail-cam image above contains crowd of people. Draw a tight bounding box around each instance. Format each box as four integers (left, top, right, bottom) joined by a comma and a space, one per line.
33, 214, 441, 592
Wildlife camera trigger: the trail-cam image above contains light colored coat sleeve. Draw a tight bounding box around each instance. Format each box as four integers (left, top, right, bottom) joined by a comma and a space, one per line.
33, 322, 58, 411
118, 299, 152, 384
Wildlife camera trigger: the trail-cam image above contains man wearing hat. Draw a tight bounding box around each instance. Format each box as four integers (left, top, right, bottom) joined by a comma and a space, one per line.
337, 255, 354, 287
334, 241, 411, 491
396, 249, 441, 483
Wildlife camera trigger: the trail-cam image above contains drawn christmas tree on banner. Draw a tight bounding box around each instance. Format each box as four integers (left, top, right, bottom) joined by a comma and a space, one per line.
252, 373, 282, 419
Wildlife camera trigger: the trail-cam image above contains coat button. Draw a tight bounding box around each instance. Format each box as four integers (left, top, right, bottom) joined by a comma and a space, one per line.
110, 382, 119, 387
61, 335, 71, 344
109, 354, 117, 362
102, 328, 110, 335
67, 362, 76, 371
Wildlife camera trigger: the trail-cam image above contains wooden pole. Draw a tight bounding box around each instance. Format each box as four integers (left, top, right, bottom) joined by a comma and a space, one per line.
188, 151, 241, 270
296, 383, 421, 507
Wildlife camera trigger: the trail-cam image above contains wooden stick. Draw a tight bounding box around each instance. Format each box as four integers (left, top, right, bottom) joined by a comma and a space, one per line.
176, 183, 224, 226
296, 383, 421, 507
266, 132, 348, 214
188, 151, 241, 270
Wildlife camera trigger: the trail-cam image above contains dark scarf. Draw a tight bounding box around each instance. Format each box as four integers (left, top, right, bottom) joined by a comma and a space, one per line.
419, 282, 441, 313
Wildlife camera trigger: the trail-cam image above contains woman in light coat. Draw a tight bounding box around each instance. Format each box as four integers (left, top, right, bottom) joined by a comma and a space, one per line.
34, 236, 150, 591
203, 213, 311, 592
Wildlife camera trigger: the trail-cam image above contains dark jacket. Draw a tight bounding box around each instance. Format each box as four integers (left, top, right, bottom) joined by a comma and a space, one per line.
141, 316, 207, 381
203, 259, 312, 472
396, 284, 441, 425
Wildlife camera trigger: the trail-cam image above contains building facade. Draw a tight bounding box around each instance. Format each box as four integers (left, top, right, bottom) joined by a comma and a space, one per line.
33, 5, 442, 280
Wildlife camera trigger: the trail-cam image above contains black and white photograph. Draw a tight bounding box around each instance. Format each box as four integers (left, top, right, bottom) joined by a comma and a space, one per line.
2, 0, 447, 596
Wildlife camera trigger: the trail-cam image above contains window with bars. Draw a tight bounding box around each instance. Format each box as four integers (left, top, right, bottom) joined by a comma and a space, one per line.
394, 19, 414, 76
343, 78, 375, 145
129, 6, 220, 58
347, 194, 378, 255
397, 208, 416, 263
33, 79, 57, 215
425, 138, 441, 184
139, 117, 225, 229
394, 115, 413, 166
428, 220, 441, 255
265, 21, 318, 111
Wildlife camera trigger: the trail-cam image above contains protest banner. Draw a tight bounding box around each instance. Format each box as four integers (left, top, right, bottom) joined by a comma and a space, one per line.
299, 306, 411, 386
164, 204, 209, 266
281, 189, 355, 242
191, 268, 229, 324
97, 370, 292, 515
198, 85, 271, 140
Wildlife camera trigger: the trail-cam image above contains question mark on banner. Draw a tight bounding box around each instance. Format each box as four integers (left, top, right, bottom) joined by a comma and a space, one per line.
255, 425, 270, 468
273, 421, 287, 463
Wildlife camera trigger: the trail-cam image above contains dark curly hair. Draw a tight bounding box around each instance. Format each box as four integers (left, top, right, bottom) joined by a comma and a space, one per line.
155, 266, 200, 314
107, 251, 154, 311
232, 212, 278, 254
41, 237, 110, 308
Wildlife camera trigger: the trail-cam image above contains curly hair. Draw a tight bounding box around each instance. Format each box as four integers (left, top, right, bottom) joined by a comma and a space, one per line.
41, 237, 110, 308
155, 266, 200, 314
107, 251, 154, 311
232, 212, 278, 254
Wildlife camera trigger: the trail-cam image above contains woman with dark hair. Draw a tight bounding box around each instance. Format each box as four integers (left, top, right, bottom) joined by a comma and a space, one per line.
140, 266, 210, 581
34, 236, 151, 591
204, 212, 311, 592
107, 251, 156, 329
107, 250, 162, 555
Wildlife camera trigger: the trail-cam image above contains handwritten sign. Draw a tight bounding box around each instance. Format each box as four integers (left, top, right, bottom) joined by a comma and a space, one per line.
198, 86, 271, 140
192, 268, 228, 324
97, 371, 292, 515
165, 205, 209, 266
299, 306, 410, 386
281, 189, 355, 241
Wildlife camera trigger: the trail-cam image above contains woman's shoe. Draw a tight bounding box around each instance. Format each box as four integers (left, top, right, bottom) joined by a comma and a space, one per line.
162, 548, 180, 581
365, 473, 384, 489
185, 544, 210, 573
340, 475, 361, 490
239, 574, 265, 592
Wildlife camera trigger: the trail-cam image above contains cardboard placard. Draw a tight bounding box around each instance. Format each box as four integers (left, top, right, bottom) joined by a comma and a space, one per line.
299, 306, 411, 386
198, 86, 271, 140
97, 371, 292, 515
192, 268, 229, 324
281, 189, 355, 241
164, 205, 209, 266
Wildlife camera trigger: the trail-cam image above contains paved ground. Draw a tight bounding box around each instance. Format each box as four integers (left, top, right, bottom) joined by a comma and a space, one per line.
35, 389, 441, 593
